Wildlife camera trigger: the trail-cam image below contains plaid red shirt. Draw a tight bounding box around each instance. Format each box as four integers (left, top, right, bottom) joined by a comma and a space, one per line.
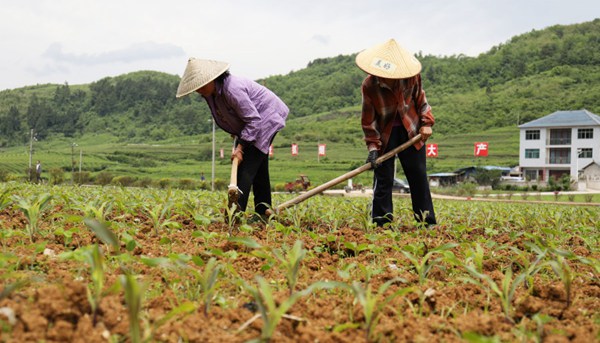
360, 73, 434, 151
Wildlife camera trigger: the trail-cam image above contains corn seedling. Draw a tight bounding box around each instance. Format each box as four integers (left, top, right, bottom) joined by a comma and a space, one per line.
544, 253, 575, 308
84, 244, 106, 324
81, 199, 113, 221
337, 276, 413, 342
0, 188, 11, 212
462, 264, 526, 323
190, 257, 222, 316
224, 202, 243, 235
13, 193, 53, 242
344, 241, 369, 257
464, 243, 486, 273
272, 240, 307, 295
238, 276, 331, 342
119, 274, 145, 343
401, 242, 458, 285
511, 243, 547, 293
142, 202, 180, 236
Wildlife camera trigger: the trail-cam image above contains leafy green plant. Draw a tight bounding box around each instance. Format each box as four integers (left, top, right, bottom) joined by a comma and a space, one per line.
190, 256, 222, 316
80, 199, 113, 221
0, 188, 12, 212
401, 242, 458, 285
512, 243, 547, 292
335, 272, 412, 342
272, 240, 307, 295
238, 276, 331, 342
13, 193, 53, 242
462, 264, 527, 323
142, 202, 180, 236
120, 274, 145, 343
544, 253, 575, 308
84, 244, 106, 324
465, 243, 486, 273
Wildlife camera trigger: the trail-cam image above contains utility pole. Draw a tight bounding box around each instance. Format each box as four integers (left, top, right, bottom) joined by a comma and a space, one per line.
28, 129, 34, 181
71, 143, 77, 185
79, 149, 83, 184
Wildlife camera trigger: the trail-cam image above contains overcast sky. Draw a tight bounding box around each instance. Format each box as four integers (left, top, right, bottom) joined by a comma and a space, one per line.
1, 0, 598, 91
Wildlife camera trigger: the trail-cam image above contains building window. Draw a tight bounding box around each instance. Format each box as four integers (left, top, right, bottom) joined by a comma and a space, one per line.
525, 149, 540, 158
578, 148, 593, 158
525, 170, 539, 181
549, 129, 571, 145
549, 148, 570, 164
525, 130, 540, 140
577, 128, 593, 139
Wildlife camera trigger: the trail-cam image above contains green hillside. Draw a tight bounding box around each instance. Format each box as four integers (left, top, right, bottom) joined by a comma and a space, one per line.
1, 19, 599, 186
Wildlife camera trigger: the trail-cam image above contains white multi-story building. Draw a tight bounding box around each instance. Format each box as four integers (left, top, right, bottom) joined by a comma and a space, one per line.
518, 109, 600, 183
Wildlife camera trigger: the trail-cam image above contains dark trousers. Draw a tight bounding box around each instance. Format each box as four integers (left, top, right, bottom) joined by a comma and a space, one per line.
237, 145, 272, 215
372, 126, 436, 226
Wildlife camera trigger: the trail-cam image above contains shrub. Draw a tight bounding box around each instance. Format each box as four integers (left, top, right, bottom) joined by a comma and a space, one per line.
178, 178, 197, 190
157, 178, 172, 189
73, 171, 91, 185
134, 177, 153, 188
456, 182, 477, 197
111, 175, 137, 187
49, 168, 65, 185
95, 171, 114, 186
0, 169, 8, 182
198, 180, 209, 190
213, 178, 228, 190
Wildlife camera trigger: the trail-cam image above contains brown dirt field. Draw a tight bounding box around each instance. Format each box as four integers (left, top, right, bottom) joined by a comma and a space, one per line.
0, 200, 598, 343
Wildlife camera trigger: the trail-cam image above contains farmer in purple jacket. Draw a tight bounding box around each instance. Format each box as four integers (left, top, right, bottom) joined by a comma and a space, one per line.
176, 58, 289, 217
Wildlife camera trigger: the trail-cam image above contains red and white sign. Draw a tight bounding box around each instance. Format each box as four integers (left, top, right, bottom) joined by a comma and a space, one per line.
318, 144, 326, 157
426, 143, 438, 157
269, 145, 274, 157
291, 143, 299, 156
219, 148, 224, 159
474, 142, 489, 157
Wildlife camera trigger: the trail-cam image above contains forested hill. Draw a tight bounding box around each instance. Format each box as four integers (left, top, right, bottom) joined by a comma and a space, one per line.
1, 19, 599, 147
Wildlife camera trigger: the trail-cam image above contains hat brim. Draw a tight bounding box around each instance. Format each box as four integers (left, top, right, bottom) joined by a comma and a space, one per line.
176, 59, 230, 98
355, 39, 421, 79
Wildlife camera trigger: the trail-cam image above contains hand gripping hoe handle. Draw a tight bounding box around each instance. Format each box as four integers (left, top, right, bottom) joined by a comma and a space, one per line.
272, 134, 422, 214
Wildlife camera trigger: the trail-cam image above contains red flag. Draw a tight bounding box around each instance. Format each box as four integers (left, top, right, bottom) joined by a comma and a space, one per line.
291, 143, 298, 156
426, 143, 438, 157
318, 144, 326, 157
474, 142, 489, 157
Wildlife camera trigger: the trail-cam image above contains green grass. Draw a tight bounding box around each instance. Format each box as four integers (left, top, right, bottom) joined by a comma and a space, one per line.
0, 109, 521, 187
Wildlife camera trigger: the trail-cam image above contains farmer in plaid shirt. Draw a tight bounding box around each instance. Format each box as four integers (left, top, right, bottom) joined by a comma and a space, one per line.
356, 39, 437, 228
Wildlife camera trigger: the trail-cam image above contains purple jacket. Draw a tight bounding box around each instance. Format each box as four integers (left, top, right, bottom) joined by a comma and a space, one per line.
204, 75, 289, 154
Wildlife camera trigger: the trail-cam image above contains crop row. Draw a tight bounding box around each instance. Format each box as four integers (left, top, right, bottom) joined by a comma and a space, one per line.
0, 182, 598, 342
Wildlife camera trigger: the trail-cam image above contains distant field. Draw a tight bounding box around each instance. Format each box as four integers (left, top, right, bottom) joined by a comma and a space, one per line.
0, 112, 520, 187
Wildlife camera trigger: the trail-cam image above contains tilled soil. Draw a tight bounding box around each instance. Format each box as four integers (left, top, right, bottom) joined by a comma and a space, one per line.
0, 205, 598, 343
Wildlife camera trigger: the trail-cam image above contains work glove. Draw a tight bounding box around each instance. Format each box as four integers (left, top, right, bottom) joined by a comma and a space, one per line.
232, 144, 244, 163
366, 150, 380, 169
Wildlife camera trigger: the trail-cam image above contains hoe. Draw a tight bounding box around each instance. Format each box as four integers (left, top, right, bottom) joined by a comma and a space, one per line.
268, 134, 422, 215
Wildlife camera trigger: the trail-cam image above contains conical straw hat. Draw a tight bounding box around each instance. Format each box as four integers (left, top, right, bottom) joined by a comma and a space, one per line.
176, 58, 230, 98
355, 39, 421, 79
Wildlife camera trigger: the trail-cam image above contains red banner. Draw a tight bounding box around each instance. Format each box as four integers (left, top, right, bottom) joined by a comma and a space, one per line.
426, 143, 438, 157
318, 144, 326, 157
474, 142, 489, 157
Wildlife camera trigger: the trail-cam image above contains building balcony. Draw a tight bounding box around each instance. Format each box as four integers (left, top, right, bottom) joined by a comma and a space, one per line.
547, 138, 571, 145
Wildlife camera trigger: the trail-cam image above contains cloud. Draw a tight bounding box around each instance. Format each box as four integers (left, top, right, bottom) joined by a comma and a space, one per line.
310, 34, 330, 45
43, 41, 186, 65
